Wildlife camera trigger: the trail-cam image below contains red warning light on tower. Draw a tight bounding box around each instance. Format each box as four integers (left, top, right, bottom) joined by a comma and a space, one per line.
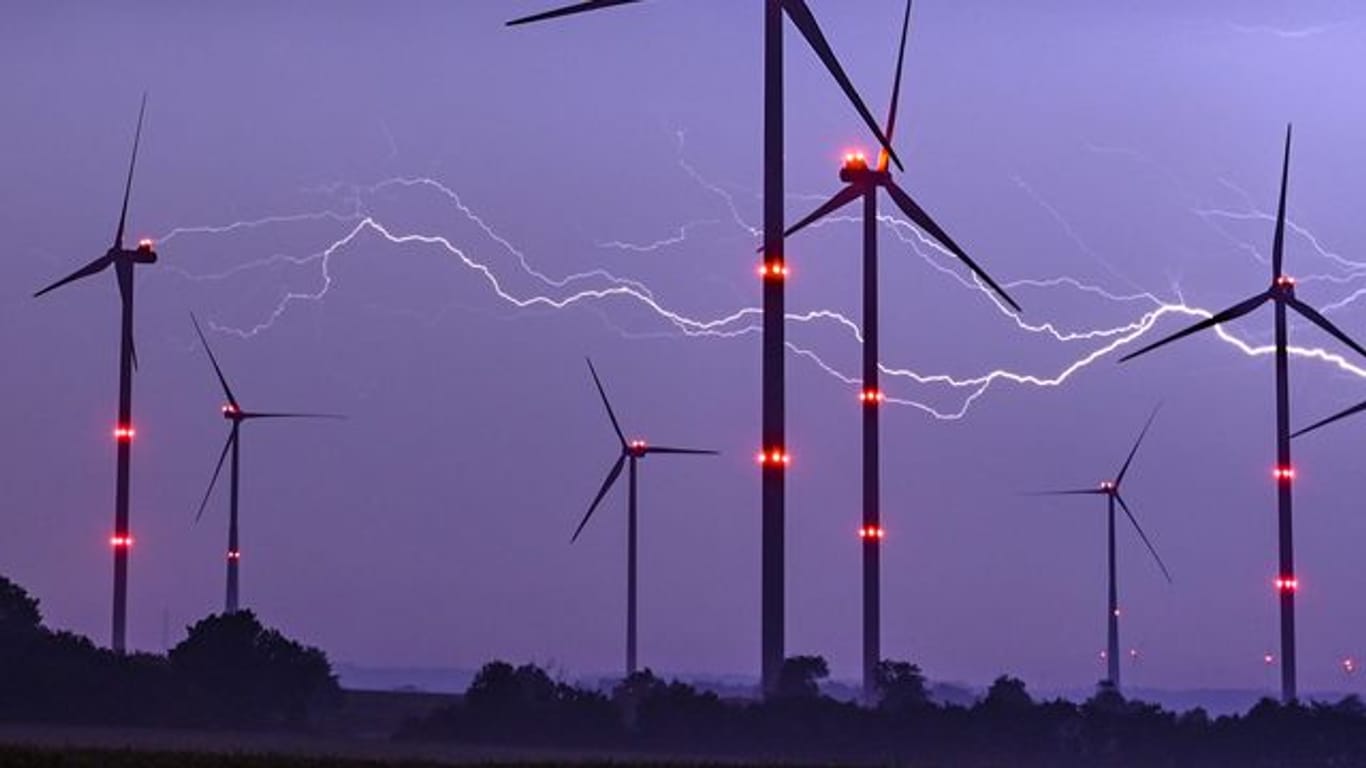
757, 261, 789, 280
1274, 576, 1299, 593
756, 449, 791, 467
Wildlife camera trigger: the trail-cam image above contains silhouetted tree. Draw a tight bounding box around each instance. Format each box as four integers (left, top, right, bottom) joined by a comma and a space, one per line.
982, 675, 1033, 712
873, 659, 928, 714
775, 655, 829, 699
169, 610, 339, 727
0, 576, 41, 634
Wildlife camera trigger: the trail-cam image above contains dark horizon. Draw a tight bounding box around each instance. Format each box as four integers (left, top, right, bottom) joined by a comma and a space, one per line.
6, 0, 1366, 697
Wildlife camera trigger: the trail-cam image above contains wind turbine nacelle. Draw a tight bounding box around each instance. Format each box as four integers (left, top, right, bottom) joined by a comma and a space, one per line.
838, 165, 889, 186
132, 238, 158, 264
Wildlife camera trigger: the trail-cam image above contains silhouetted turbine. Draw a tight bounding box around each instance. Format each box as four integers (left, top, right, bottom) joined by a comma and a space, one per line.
1120, 126, 1366, 703
770, 0, 1020, 704
1030, 406, 1171, 694
509, 0, 900, 698
573, 358, 717, 678
191, 315, 343, 615
32, 95, 156, 654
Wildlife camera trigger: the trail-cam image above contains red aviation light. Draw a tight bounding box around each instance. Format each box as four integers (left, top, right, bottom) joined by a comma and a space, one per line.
113, 425, 136, 442
859, 389, 885, 404
1129, 649, 1140, 660
756, 449, 791, 467
1113, 607, 1121, 617
1275, 576, 1299, 593
1264, 653, 1276, 665
1273, 466, 1296, 482
110, 535, 134, 549
1344, 658, 1359, 675
222, 404, 239, 415
1098, 650, 1107, 661
1275, 275, 1297, 288
858, 525, 885, 540
227, 550, 241, 561
1100, 481, 1116, 492
758, 261, 788, 280
842, 150, 868, 170
137, 238, 155, 251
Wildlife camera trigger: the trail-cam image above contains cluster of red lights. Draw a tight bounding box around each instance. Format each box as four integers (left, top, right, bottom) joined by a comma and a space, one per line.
756, 449, 791, 466
222, 404, 239, 415
1345, 658, 1358, 675
227, 550, 241, 561
1273, 466, 1296, 482
137, 238, 155, 250
1275, 576, 1300, 593
113, 425, 136, 442
1275, 275, 1297, 287
842, 150, 868, 168
629, 439, 647, 451
859, 389, 885, 404
858, 525, 885, 540
1100, 481, 1116, 491
757, 261, 788, 280
109, 535, 134, 549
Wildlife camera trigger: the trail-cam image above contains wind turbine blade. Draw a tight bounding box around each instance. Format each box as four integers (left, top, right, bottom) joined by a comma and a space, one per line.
1119, 292, 1270, 363
1115, 404, 1161, 486
586, 357, 626, 447
116, 260, 138, 371
1292, 398, 1366, 439
1116, 494, 1173, 583
507, 0, 644, 26
239, 412, 346, 420
758, 184, 861, 252
32, 254, 113, 298
782, 0, 904, 172
191, 314, 239, 409
115, 94, 148, 250
195, 431, 235, 523
878, 0, 914, 171
571, 455, 627, 542
1286, 297, 1366, 360
885, 180, 1021, 312
1272, 124, 1292, 281
1023, 489, 1106, 497
644, 446, 719, 455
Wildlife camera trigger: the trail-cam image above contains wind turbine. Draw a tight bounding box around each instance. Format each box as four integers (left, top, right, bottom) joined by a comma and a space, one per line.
573, 358, 717, 678
32, 95, 156, 654
1120, 126, 1366, 703
771, 0, 1020, 703
507, 0, 900, 696
191, 315, 343, 615
1030, 407, 1171, 694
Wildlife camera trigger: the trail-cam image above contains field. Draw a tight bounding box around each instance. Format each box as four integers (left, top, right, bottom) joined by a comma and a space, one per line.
0, 724, 792, 767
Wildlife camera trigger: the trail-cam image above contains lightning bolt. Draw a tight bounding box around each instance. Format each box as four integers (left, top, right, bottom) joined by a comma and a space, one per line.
162, 138, 1366, 421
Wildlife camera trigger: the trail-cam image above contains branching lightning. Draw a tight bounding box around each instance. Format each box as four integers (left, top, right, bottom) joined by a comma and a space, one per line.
161, 137, 1366, 420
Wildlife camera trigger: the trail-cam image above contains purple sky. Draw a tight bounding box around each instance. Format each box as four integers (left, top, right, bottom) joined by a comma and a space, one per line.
5, 1, 1366, 694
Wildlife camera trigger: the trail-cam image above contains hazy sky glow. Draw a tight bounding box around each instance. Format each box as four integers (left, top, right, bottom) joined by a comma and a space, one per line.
5, 1, 1366, 694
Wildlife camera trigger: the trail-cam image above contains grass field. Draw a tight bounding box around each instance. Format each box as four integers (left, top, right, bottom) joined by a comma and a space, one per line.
0, 725, 792, 767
